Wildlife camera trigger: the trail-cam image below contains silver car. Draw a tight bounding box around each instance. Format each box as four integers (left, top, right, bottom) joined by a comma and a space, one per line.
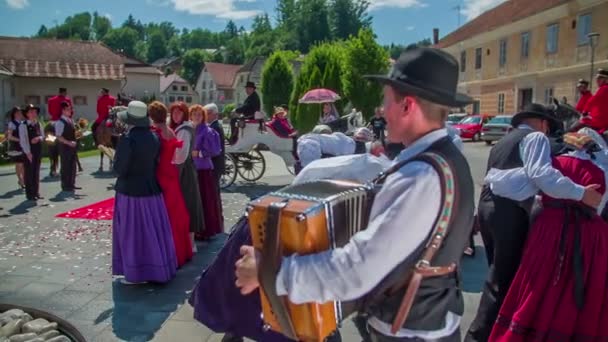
481, 115, 513, 145
446, 113, 468, 126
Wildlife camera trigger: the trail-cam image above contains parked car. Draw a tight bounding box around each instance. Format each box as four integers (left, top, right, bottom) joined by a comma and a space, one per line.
481, 115, 513, 145
446, 113, 468, 126
453, 115, 490, 141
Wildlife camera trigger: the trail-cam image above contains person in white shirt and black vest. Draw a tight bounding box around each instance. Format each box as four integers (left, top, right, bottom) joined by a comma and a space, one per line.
465, 103, 602, 342
235, 48, 476, 342
55, 101, 80, 192
19, 104, 44, 201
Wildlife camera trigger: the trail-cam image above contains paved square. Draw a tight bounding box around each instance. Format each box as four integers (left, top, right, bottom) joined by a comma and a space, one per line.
0, 144, 490, 341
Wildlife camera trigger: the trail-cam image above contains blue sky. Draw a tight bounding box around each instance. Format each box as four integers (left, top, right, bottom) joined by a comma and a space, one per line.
0, 0, 505, 45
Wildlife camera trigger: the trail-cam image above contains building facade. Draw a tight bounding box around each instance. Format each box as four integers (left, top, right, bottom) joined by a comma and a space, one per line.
160, 73, 198, 106
123, 56, 162, 102
195, 62, 241, 107
0, 37, 124, 122
436, 0, 608, 115
233, 57, 266, 107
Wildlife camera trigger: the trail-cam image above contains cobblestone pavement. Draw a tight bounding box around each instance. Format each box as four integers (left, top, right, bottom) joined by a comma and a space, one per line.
0, 143, 491, 341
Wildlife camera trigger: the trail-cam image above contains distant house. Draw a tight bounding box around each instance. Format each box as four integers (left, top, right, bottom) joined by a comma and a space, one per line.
233, 56, 266, 107
0, 36, 124, 121
123, 56, 162, 102
195, 62, 241, 107
152, 57, 182, 75
160, 73, 197, 105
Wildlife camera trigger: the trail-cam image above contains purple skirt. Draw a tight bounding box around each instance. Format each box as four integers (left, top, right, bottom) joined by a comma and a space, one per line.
112, 192, 177, 283
189, 216, 293, 341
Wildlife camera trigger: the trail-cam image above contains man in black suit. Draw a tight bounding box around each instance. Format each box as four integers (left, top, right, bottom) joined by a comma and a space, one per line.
229, 81, 261, 144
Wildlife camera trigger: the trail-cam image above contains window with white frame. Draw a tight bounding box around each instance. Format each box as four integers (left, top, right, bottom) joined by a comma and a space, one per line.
521, 32, 530, 58
577, 13, 592, 45
499, 39, 507, 67
544, 87, 554, 104
498, 93, 505, 114
546, 24, 559, 54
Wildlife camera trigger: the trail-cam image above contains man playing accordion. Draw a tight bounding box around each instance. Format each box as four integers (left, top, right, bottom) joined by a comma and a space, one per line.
235, 48, 475, 342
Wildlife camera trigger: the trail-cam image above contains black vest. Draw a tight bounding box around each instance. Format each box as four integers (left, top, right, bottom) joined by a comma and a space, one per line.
59, 118, 76, 141
366, 136, 475, 331
480, 128, 535, 210
26, 122, 42, 155
354, 141, 367, 154
9, 120, 22, 152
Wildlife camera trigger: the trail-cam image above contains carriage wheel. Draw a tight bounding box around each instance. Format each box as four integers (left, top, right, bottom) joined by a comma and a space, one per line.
220, 154, 237, 189
236, 150, 266, 182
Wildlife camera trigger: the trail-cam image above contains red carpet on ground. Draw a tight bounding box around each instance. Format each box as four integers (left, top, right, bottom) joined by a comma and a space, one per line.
56, 198, 115, 220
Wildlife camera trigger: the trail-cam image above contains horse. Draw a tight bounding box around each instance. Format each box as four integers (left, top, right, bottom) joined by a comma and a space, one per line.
325, 111, 365, 135
95, 106, 127, 172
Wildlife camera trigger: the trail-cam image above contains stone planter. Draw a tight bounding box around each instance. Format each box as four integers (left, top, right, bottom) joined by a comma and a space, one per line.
0, 304, 86, 342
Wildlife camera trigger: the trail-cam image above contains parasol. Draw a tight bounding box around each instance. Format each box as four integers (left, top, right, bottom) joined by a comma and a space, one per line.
298, 88, 341, 104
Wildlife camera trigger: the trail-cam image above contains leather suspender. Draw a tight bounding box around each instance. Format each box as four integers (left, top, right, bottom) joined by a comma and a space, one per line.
374, 152, 459, 334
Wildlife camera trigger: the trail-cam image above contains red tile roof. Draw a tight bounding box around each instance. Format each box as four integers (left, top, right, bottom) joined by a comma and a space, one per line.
435, 0, 569, 48
160, 73, 189, 93
204, 62, 242, 89
0, 36, 124, 80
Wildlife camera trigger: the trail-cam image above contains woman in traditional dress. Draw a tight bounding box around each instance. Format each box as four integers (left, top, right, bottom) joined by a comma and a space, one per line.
112, 101, 177, 284
488, 132, 608, 341
149, 101, 193, 267
171, 102, 205, 253
191, 105, 223, 240
6, 106, 25, 188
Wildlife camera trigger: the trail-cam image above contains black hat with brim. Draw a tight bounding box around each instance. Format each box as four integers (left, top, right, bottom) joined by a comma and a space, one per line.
511, 103, 560, 128
23, 104, 40, 113
364, 47, 473, 108
245, 81, 256, 89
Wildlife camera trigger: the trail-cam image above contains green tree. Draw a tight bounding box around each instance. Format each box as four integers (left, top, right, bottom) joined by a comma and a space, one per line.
102, 27, 139, 57
122, 14, 145, 40
291, 43, 344, 132
223, 38, 246, 64
343, 29, 389, 119
224, 20, 239, 40
36, 25, 48, 37
134, 41, 148, 61
329, 0, 371, 40
405, 38, 432, 51
180, 49, 211, 85
261, 52, 294, 114
246, 13, 278, 59
92, 12, 111, 40
295, 0, 331, 52
168, 36, 183, 57
322, 59, 345, 112
147, 31, 168, 62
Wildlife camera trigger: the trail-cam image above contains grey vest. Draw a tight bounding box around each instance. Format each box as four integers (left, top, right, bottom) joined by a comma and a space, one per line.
365, 136, 475, 331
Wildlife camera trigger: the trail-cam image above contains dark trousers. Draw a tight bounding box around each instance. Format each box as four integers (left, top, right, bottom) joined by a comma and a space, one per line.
48, 143, 59, 175
91, 121, 100, 145
465, 198, 530, 342
59, 144, 77, 190
213, 168, 224, 230
24, 147, 41, 200
369, 326, 460, 342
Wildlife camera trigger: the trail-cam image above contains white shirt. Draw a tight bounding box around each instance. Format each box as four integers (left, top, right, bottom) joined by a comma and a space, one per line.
485, 124, 585, 202
18, 120, 43, 154
297, 132, 356, 167
173, 122, 193, 165
447, 125, 463, 151
54, 115, 73, 138
276, 128, 460, 339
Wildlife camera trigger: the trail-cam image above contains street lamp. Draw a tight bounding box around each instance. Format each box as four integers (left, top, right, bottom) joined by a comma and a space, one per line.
588, 32, 600, 91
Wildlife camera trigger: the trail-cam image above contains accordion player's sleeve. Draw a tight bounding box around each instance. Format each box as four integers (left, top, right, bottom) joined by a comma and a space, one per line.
276, 162, 441, 304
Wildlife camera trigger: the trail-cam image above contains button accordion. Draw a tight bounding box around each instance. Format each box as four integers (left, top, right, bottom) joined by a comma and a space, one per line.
248, 179, 376, 342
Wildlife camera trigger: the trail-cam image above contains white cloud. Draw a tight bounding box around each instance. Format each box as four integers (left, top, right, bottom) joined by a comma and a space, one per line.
406, 26, 415, 31
168, 0, 261, 20
461, 0, 506, 21
5, 0, 29, 9
369, 0, 426, 10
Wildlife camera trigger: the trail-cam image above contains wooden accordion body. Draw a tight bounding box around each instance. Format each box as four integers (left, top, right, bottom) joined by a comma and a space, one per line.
248, 179, 377, 342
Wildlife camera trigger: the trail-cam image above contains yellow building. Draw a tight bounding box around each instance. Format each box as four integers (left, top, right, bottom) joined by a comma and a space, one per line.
436, 0, 608, 115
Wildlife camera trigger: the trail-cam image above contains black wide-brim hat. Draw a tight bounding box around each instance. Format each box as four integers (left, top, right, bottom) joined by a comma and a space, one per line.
511, 103, 560, 128
245, 81, 256, 89
23, 104, 40, 113
364, 47, 473, 108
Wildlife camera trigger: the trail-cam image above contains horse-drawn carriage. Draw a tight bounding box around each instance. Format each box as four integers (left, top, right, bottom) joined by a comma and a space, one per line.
219, 110, 366, 188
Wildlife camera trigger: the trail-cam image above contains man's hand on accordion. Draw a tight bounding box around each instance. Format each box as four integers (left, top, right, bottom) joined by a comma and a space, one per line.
235, 245, 261, 295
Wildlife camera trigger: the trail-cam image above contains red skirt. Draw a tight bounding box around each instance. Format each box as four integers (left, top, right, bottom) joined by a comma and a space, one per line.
489, 206, 608, 341
196, 169, 223, 240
